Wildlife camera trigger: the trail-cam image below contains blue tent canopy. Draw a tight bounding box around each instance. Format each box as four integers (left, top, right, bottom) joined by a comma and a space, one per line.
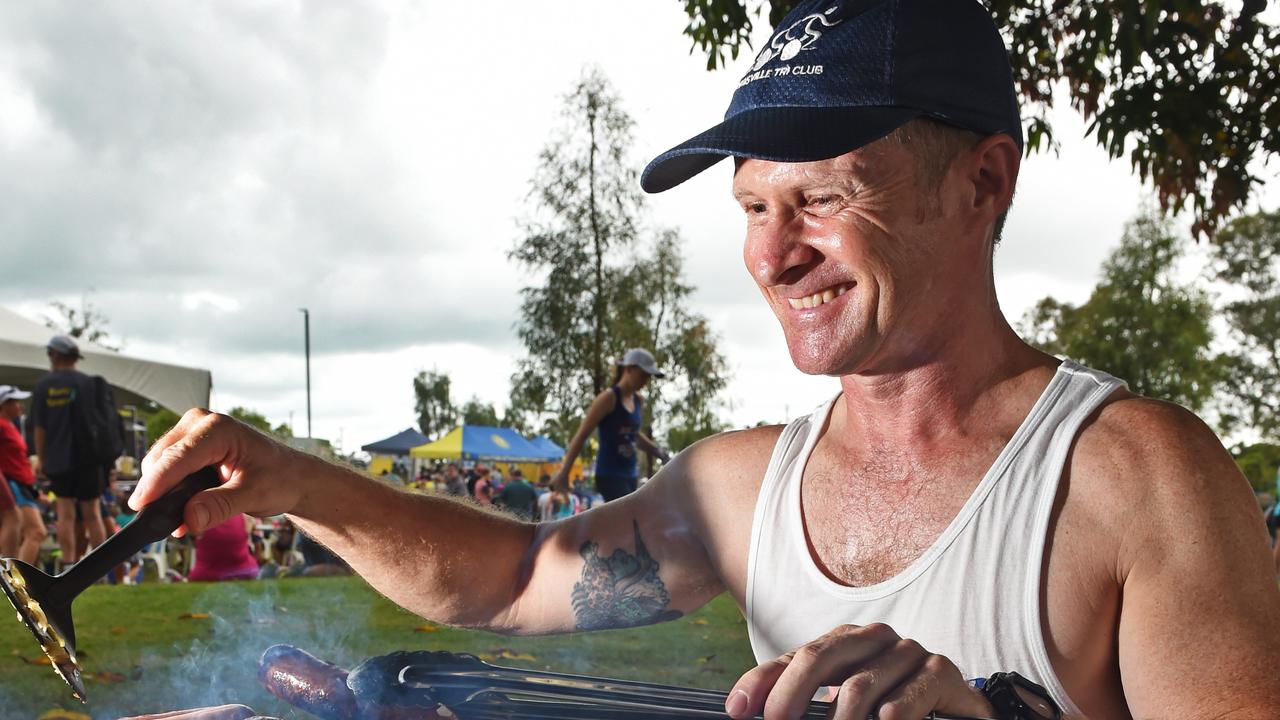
361, 427, 431, 455
529, 435, 565, 461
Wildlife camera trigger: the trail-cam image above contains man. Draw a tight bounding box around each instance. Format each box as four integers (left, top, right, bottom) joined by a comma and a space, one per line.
495, 467, 538, 521
32, 334, 108, 564
442, 462, 467, 496
131, 1, 1279, 718
0, 385, 47, 565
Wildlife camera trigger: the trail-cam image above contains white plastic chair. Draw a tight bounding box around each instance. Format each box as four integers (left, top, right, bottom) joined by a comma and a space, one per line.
138, 538, 172, 582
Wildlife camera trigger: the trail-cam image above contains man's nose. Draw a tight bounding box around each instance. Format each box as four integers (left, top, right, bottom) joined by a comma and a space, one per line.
745, 216, 818, 287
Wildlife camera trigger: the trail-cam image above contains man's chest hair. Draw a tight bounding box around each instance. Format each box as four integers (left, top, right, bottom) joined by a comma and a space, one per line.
799, 448, 989, 587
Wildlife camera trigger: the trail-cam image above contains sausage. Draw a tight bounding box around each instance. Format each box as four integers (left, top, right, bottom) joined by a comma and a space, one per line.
257, 644, 358, 720
258, 644, 442, 720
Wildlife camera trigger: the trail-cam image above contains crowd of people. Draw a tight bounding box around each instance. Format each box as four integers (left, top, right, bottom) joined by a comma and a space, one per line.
0, 334, 356, 585
386, 461, 602, 521
0, 332, 627, 584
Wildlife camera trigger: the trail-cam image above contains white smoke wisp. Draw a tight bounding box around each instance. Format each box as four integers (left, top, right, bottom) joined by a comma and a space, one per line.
90, 579, 376, 719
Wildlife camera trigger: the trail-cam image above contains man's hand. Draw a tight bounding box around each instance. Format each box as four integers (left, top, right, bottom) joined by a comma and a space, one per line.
130, 409, 305, 536
725, 623, 995, 720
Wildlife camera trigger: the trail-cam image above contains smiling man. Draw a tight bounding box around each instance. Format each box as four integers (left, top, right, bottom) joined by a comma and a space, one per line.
130, 1, 1280, 719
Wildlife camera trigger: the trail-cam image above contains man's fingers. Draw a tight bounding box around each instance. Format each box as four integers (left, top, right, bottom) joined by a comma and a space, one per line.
761, 623, 903, 720
185, 483, 253, 536
871, 655, 992, 720
140, 408, 212, 477
726, 655, 792, 719
132, 412, 230, 511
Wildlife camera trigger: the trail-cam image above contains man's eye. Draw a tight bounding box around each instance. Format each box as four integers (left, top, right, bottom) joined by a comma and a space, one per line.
743, 202, 767, 215
807, 195, 838, 208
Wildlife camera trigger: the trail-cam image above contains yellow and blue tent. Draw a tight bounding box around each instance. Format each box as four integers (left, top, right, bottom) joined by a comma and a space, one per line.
409, 425, 560, 463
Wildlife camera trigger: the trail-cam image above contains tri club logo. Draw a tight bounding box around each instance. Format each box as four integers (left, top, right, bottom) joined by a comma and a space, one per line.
750, 4, 843, 72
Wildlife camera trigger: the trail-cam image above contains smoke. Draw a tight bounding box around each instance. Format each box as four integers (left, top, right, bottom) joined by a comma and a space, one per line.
90, 578, 375, 719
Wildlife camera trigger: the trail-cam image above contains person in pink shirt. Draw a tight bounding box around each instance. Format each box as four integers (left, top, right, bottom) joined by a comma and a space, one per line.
188, 514, 260, 582
471, 465, 494, 506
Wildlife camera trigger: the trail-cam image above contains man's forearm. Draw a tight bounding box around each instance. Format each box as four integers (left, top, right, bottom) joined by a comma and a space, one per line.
288, 454, 536, 630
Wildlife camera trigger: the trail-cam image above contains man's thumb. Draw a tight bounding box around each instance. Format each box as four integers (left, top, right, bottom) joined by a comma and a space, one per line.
185, 485, 246, 535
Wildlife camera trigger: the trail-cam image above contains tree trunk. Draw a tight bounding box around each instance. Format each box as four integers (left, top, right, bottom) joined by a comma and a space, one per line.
588, 100, 605, 394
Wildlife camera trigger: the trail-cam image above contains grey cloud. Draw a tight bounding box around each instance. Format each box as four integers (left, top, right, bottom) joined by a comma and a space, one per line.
0, 1, 532, 358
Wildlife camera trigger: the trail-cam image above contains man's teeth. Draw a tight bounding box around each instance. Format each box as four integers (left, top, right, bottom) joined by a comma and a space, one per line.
788, 283, 852, 310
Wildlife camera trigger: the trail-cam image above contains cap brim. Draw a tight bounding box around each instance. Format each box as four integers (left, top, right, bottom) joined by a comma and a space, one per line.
641, 105, 919, 193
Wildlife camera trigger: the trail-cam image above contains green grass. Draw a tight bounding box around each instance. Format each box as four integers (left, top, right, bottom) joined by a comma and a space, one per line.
0, 577, 754, 719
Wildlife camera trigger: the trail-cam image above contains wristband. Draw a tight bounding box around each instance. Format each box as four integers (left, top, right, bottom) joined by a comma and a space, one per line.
978, 671, 1061, 720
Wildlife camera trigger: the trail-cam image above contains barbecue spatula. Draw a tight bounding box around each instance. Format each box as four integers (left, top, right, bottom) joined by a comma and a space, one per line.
0, 464, 221, 702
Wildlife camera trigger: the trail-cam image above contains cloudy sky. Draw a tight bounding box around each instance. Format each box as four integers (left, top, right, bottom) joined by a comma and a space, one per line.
1, 1, 1272, 452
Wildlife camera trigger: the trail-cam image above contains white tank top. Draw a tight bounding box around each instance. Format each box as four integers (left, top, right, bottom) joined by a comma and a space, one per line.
745, 360, 1125, 716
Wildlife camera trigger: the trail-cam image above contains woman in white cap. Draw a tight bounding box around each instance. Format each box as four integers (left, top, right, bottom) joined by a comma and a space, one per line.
552, 348, 671, 502
0, 385, 42, 561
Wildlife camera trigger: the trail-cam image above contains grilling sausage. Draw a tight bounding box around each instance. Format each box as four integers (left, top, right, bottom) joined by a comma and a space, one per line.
258, 644, 441, 720
258, 644, 359, 720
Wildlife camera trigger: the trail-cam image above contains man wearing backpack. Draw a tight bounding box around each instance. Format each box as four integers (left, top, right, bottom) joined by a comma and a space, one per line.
32, 334, 108, 564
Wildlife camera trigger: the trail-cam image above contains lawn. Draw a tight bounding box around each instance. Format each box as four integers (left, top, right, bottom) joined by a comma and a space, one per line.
0, 576, 755, 719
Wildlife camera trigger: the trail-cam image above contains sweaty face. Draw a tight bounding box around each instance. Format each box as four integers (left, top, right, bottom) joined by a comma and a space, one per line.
732, 140, 960, 377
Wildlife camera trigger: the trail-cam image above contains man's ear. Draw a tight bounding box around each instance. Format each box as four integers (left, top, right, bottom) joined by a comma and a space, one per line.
967, 133, 1020, 222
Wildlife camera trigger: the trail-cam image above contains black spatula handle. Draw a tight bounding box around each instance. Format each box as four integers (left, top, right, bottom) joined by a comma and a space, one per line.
50, 465, 222, 603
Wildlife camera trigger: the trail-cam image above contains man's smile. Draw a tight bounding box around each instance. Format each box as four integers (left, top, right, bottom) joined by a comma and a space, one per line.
786, 281, 855, 310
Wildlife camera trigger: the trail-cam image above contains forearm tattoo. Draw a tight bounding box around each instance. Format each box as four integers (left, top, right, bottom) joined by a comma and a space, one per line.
571, 520, 682, 631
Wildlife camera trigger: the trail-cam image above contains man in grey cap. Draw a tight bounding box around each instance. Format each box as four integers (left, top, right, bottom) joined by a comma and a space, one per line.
32, 334, 108, 564
129, 1, 1277, 718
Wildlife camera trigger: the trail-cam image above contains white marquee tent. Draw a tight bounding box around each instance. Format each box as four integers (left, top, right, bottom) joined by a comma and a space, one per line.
0, 306, 211, 413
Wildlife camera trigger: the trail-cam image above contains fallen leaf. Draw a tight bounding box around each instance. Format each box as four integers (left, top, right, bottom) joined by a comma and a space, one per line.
692, 618, 709, 625
90, 670, 127, 684
492, 648, 537, 662
413, 625, 441, 633
695, 654, 716, 664
38, 710, 91, 720
21, 655, 52, 665
109, 626, 126, 635
178, 612, 212, 620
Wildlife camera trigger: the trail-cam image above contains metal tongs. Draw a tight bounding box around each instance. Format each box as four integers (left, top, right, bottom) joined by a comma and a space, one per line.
347, 650, 986, 720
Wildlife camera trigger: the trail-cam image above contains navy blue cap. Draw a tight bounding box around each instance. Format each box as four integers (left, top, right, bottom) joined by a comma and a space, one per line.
642, 0, 1022, 193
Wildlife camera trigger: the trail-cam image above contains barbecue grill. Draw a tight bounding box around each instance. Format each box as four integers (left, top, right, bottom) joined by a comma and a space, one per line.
260, 644, 989, 720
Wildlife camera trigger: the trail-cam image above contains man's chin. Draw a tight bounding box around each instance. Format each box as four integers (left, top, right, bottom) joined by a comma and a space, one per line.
787, 345, 864, 378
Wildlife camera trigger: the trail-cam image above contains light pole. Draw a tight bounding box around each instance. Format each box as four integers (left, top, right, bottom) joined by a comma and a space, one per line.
299, 308, 312, 439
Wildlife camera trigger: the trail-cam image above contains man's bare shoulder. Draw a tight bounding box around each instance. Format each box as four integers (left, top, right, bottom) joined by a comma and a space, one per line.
1066, 391, 1260, 571
1074, 392, 1241, 492
682, 424, 787, 486
659, 424, 787, 529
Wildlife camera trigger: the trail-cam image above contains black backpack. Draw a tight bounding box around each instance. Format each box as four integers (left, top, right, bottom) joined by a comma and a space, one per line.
72, 375, 126, 467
